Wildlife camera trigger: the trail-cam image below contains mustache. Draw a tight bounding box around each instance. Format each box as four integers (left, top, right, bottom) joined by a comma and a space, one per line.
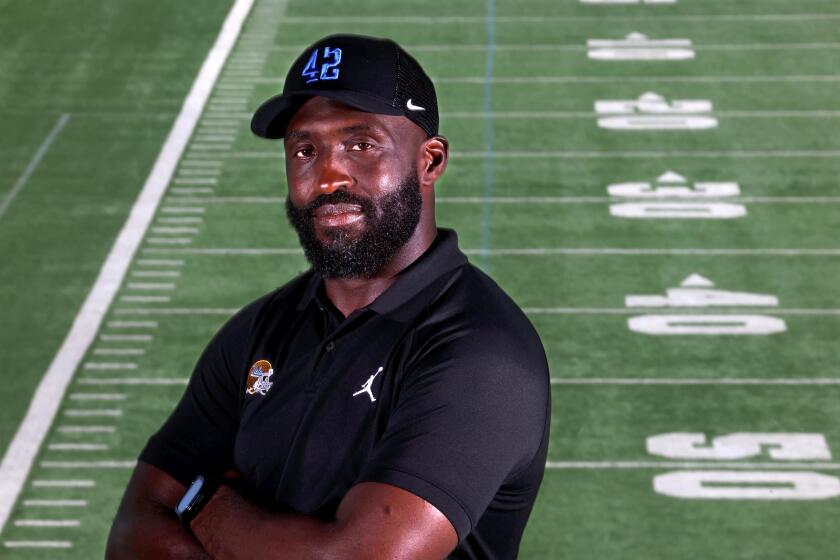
301, 191, 373, 215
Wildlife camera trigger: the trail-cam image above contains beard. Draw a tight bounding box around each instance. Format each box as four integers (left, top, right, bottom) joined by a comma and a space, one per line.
285, 171, 423, 279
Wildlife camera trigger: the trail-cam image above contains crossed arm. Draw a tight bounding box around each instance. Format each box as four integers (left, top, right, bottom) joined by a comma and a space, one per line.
106, 462, 457, 560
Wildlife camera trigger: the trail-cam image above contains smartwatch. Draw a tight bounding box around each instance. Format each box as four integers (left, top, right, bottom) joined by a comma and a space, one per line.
174, 475, 222, 529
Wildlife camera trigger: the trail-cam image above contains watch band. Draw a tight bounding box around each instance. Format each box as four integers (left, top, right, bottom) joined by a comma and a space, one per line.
175, 475, 246, 530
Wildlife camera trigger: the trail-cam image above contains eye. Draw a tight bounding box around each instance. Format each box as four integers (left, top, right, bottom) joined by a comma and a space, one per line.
349, 141, 374, 151
293, 146, 315, 159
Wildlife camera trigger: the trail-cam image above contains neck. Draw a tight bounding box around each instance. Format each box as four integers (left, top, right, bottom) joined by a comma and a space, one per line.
323, 223, 436, 317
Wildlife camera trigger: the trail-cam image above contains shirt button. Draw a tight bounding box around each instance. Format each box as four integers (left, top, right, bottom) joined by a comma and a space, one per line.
325, 341, 335, 352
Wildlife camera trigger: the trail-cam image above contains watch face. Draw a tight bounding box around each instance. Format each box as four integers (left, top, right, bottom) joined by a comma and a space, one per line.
176, 475, 206, 515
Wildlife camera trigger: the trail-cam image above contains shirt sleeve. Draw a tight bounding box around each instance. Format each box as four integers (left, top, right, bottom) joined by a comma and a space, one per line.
356, 316, 550, 543
138, 303, 257, 486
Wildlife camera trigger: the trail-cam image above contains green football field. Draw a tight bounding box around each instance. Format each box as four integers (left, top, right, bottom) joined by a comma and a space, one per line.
2, 0, 840, 557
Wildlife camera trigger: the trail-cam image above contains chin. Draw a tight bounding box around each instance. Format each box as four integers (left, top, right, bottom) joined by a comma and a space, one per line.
316, 223, 365, 249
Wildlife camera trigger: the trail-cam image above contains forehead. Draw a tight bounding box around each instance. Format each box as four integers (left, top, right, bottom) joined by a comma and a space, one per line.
285, 96, 414, 140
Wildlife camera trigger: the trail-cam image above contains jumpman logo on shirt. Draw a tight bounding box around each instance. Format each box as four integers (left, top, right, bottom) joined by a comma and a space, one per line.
352, 366, 384, 402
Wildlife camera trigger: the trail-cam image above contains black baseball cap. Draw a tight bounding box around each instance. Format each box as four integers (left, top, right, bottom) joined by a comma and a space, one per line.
251, 34, 439, 139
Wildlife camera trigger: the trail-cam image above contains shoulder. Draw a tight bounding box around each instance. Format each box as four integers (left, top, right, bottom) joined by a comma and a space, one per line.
418, 263, 546, 369
404, 263, 549, 405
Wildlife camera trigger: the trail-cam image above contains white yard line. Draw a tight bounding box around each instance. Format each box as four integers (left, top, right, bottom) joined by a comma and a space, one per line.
180, 159, 223, 167
14, 519, 80, 527
40, 461, 136, 469
451, 150, 840, 160
151, 227, 200, 234
47, 443, 109, 452
279, 14, 840, 23
126, 282, 176, 290
271, 42, 840, 53
156, 217, 204, 224
174, 177, 218, 185
439, 110, 840, 119
83, 362, 137, 370
136, 258, 184, 266
77, 378, 189, 385
140, 247, 840, 257
526, 308, 840, 316
106, 320, 160, 327
130, 270, 182, 277
436, 74, 840, 84
3, 540, 73, 548
0, 0, 255, 534
165, 195, 840, 205
56, 426, 115, 433
63, 410, 122, 418
69, 393, 127, 400
546, 460, 840, 469
161, 206, 206, 213
31, 480, 95, 488
0, 114, 70, 221
93, 348, 146, 356
114, 308, 239, 316
550, 378, 840, 386
23, 500, 87, 507
119, 295, 171, 304
146, 237, 193, 245
228, 149, 840, 160
99, 334, 153, 342
142, 247, 302, 255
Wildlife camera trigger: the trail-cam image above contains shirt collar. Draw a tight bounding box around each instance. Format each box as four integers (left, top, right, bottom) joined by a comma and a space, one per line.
295, 228, 468, 316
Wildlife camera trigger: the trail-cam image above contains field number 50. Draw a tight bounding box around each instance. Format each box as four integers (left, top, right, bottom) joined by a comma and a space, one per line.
646, 432, 840, 500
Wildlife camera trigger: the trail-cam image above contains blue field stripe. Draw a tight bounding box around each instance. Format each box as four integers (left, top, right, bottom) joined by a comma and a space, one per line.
480, 0, 496, 270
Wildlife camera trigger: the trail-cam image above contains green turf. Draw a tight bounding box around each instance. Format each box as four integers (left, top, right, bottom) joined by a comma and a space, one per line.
0, 0, 232, 468
2, 0, 840, 557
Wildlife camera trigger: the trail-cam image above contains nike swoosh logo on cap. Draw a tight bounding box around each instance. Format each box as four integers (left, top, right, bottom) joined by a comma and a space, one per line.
406, 99, 425, 111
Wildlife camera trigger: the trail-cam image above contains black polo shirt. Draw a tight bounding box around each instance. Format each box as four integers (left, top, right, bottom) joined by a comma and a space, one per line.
140, 228, 551, 559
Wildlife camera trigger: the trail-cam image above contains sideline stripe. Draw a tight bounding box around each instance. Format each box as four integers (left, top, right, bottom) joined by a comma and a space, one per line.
0, 0, 255, 534
0, 114, 70, 221
550, 378, 840, 386
546, 461, 840, 470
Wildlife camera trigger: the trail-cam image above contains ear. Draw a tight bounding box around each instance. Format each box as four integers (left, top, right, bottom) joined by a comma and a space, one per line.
420, 136, 449, 186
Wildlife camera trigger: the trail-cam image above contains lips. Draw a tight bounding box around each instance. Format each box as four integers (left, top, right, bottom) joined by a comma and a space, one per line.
312, 203, 365, 227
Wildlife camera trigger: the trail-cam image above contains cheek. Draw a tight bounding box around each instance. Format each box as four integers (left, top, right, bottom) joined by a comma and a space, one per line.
351, 160, 404, 196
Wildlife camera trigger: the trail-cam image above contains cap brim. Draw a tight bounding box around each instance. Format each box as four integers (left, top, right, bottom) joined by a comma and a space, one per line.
250, 90, 402, 139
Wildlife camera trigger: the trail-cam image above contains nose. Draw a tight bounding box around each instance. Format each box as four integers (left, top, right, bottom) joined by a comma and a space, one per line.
317, 152, 352, 194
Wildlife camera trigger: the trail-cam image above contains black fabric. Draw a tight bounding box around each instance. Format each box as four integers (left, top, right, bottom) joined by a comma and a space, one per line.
140, 229, 551, 559
251, 34, 439, 138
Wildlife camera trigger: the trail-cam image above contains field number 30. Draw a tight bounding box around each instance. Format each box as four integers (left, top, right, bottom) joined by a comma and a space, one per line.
646, 432, 840, 500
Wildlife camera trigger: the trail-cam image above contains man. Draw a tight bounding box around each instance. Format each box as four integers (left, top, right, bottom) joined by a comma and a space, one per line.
107, 34, 550, 559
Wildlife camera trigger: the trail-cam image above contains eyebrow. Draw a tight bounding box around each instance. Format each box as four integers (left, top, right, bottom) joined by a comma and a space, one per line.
285, 123, 375, 140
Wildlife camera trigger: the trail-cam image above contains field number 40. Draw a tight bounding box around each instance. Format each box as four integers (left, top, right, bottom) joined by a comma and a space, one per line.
647, 432, 840, 500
